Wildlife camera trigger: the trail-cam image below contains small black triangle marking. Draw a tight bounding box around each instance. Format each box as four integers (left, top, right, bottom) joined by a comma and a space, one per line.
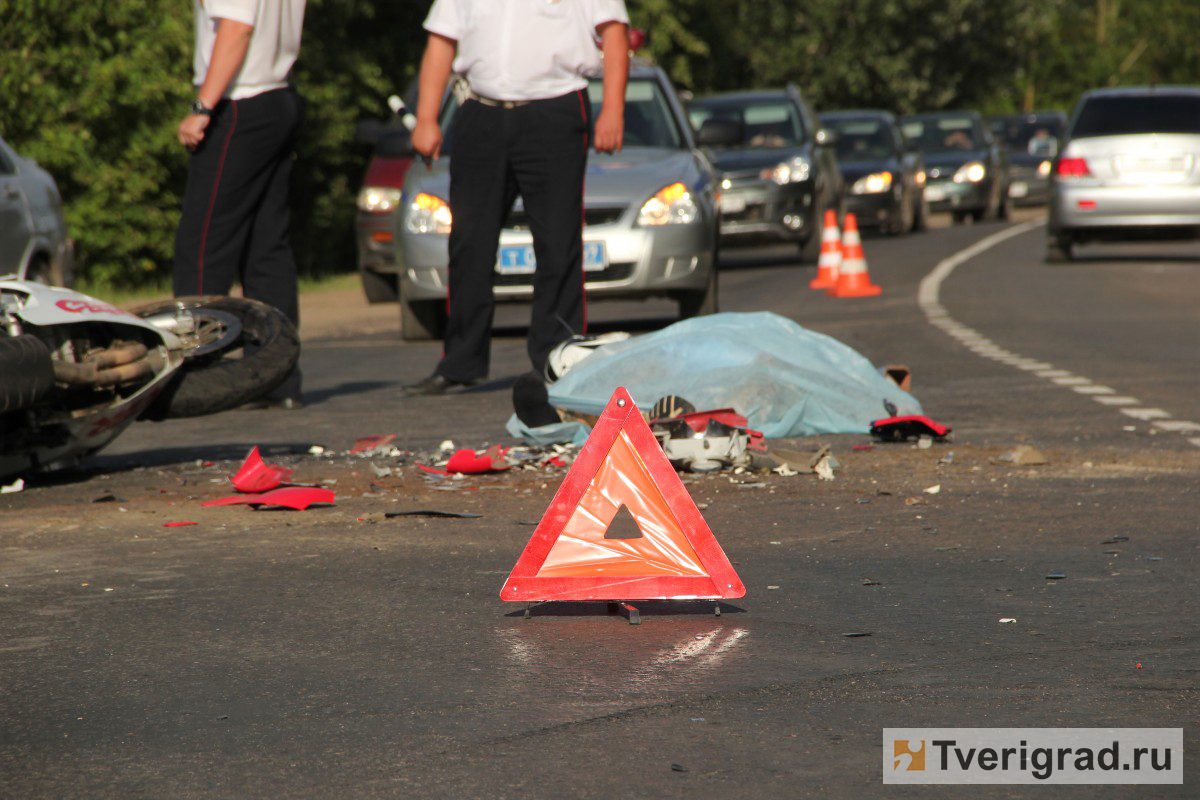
603, 504, 644, 539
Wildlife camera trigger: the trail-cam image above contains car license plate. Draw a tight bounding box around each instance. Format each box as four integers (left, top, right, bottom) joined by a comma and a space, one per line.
924, 185, 947, 202
496, 242, 607, 274
1008, 181, 1028, 198
719, 193, 747, 214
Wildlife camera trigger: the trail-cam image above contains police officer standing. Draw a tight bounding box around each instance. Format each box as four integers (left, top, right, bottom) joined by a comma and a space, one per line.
403, 0, 630, 396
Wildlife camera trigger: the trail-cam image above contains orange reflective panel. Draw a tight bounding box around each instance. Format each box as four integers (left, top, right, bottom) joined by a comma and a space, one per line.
537, 430, 706, 578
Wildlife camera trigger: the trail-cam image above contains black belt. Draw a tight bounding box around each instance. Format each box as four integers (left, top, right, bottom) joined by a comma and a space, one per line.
468, 90, 533, 109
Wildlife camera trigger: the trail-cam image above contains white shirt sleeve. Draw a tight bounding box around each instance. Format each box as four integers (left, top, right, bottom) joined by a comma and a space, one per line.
423, 0, 463, 41
207, 0, 258, 26
588, 0, 629, 32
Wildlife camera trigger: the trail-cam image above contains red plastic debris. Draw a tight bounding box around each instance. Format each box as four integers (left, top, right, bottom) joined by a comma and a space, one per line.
417, 464, 450, 476
852, 444, 875, 451
202, 487, 335, 510
231, 446, 294, 493
1136, 662, 1143, 670
349, 434, 398, 454
445, 447, 511, 474
163, 521, 198, 527
870, 415, 951, 441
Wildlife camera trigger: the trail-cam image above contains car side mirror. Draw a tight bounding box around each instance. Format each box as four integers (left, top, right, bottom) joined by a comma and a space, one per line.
697, 119, 744, 147
815, 127, 838, 146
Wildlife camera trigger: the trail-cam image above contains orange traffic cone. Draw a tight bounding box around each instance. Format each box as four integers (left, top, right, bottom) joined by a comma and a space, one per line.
828, 213, 881, 297
809, 209, 842, 289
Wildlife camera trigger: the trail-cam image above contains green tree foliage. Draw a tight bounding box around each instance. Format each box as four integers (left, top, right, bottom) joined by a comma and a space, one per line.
0, 0, 1196, 290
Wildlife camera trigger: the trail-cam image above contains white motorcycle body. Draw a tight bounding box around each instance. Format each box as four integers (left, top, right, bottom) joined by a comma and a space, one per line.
0, 276, 298, 481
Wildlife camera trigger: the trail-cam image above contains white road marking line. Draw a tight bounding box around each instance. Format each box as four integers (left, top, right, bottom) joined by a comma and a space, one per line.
1120, 408, 1172, 421
919, 219, 1200, 448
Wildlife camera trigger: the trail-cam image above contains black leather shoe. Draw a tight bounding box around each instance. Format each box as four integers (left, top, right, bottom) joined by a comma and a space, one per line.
401, 374, 481, 397
238, 397, 303, 411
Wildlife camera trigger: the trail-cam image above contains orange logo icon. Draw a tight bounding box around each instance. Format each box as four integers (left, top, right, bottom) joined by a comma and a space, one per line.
894, 740, 925, 771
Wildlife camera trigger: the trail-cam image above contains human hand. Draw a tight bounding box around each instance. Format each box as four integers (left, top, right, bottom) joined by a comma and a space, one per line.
178, 114, 210, 150
594, 107, 623, 154
412, 120, 443, 163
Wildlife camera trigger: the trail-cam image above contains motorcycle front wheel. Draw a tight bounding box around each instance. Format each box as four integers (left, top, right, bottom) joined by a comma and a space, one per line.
133, 296, 300, 419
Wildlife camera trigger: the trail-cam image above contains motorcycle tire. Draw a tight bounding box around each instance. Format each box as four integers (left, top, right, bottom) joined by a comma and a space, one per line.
134, 296, 300, 420
0, 334, 55, 413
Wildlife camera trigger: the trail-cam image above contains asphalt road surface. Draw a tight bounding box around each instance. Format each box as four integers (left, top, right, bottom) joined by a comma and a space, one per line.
3, 211, 1198, 798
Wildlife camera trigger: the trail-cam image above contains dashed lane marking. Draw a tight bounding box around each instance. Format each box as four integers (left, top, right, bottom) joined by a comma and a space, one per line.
918, 220, 1200, 448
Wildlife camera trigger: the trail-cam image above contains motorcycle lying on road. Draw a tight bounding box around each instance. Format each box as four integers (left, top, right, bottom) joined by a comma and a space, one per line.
0, 276, 299, 482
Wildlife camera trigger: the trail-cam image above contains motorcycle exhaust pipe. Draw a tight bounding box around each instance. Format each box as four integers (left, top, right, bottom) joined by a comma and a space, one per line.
52, 342, 157, 387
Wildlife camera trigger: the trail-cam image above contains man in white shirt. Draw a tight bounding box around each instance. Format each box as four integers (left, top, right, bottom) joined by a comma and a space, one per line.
174, 0, 307, 408
403, 0, 630, 396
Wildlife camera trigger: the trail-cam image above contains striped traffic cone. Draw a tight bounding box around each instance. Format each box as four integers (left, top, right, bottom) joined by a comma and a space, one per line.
809, 209, 842, 289
828, 213, 882, 297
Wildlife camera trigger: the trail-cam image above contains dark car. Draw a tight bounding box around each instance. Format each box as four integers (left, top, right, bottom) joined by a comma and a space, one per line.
0, 135, 73, 286
688, 86, 843, 260
1046, 87, 1200, 262
987, 111, 1067, 206
900, 111, 1009, 224
820, 110, 928, 234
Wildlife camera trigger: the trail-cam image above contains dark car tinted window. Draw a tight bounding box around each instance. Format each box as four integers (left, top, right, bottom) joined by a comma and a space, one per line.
823, 118, 896, 161
1071, 94, 1200, 138
688, 99, 807, 148
901, 116, 980, 151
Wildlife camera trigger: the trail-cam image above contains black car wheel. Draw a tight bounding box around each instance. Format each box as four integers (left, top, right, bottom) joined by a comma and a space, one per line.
400, 289, 447, 341
1045, 233, 1074, 263
676, 267, 718, 319
360, 265, 399, 304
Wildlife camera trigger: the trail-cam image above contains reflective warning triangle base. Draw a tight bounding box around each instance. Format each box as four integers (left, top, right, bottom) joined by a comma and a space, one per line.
502, 387, 745, 602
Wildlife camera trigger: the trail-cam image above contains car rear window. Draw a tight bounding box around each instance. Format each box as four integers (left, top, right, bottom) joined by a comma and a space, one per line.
824, 119, 896, 161
688, 98, 808, 148
1071, 94, 1200, 138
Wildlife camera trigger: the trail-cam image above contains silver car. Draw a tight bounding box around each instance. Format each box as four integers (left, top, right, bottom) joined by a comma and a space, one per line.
0, 135, 72, 285
1047, 87, 1200, 261
395, 62, 719, 340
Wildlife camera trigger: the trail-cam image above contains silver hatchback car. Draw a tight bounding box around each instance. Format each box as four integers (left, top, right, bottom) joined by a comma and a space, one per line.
395, 62, 719, 341
1047, 87, 1200, 261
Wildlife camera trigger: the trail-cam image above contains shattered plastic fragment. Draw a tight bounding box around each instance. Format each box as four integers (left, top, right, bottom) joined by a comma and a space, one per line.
996, 445, 1048, 466
163, 521, 198, 527
445, 447, 511, 474
999, 618, 1016, 624
384, 510, 483, 519
350, 434, 397, 455
1045, 570, 1066, 580
231, 446, 294, 493
202, 487, 335, 510
923, 485, 941, 494
1, 478, 24, 494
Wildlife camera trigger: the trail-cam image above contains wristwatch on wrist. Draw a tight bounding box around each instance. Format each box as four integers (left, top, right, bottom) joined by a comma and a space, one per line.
189, 99, 213, 117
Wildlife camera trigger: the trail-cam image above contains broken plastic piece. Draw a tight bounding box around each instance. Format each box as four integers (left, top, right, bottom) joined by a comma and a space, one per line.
384, 510, 483, 518
163, 521, 198, 527
349, 434, 398, 455
1045, 570, 1066, 580
445, 447, 512, 474
202, 487, 335, 510
870, 415, 951, 441
231, 446, 294, 493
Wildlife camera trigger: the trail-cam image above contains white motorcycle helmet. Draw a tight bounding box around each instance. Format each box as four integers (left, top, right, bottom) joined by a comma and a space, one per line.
543, 331, 632, 383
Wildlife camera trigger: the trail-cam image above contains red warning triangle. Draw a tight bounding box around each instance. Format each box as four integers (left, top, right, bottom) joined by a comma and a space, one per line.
501, 387, 745, 602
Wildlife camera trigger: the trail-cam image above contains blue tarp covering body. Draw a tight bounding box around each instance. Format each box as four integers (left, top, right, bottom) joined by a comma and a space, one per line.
544, 312, 923, 438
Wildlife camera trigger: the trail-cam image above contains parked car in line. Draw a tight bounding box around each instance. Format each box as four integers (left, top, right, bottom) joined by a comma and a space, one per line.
687, 86, 843, 260
987, 111, 1067, 206
1046, 87, 1200, 262
394, 61, 720, 340
900, 111, 1009, 224
0, 135, 72, 286
819, 110, 927, 234
354, 85, 423, 303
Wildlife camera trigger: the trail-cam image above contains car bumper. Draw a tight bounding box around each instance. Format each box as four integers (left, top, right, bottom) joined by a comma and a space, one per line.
844, 190, 901, 229
400, 221, 715, 303
716, 181, 817, 244
922, 179, 988, 212
356, 211, 399, 274
1051, 183, 1200, 232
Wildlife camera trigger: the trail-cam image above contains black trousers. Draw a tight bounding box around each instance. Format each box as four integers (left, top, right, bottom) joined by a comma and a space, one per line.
436, 90, 591, 382
173, 87, 304, 399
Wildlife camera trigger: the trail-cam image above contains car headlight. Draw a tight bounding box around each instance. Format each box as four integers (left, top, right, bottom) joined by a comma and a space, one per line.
1037, 160, 1052, 178
404, 192, 452, 234
637, 182, 698, 226
357, 187, 403, 214
760, 156, 811, 185
851, 171, 893, 194
953, 161, 987, 183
